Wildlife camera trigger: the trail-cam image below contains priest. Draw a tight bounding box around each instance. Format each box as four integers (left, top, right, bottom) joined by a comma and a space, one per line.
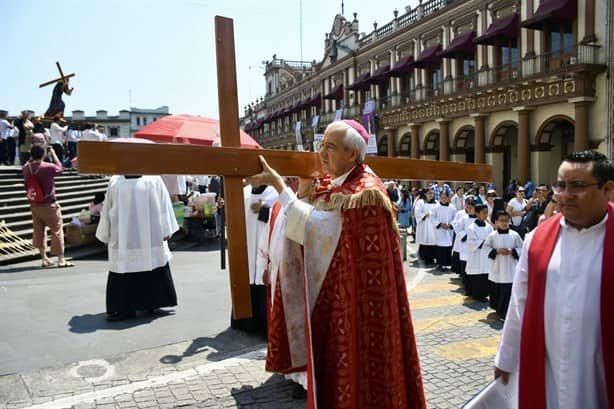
96, 174, 179, 321
250, 120, 426, 409
494, 151, 614, 408
230, 183, 278, 336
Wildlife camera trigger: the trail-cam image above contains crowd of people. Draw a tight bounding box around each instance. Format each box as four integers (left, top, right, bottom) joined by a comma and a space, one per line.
1, 110, 107, 167
386, 176, 561, 320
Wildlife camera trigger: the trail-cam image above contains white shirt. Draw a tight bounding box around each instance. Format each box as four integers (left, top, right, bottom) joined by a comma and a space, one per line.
67, 129, 80, 142
507, 197, 527, 226
433, 203, 456, 247
495, 214, 608, 409
331, 166, 356, 187
415, 200, 438, 246
95, 175, 179, 273
0, 119, 12, 140
465, 221, 493, 275
244, 185, 279, 285
49, 122, 67, 144
484, 230, 523, 283
161, 175, 187, 195
80, 129, 100, 141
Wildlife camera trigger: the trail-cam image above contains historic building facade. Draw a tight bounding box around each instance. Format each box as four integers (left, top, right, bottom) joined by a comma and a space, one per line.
242, 0, 610, 189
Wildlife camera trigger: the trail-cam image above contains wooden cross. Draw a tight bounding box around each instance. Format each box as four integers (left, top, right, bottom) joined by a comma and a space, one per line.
77, 16, 492, 320
39, 61, 75, 88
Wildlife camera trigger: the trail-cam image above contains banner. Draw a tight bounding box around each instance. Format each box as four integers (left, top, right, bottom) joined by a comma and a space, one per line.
367, 135, 378, 156
334, 109, 344, 121
311, 115, 320, 129
295, 121, 304, 151
362, 100, 376, 135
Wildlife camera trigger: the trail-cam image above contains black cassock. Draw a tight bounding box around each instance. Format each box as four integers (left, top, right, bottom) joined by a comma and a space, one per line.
44, 82, 67, 118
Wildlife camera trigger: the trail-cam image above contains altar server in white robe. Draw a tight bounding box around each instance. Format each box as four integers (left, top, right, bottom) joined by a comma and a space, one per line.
231, 183, 279, 336
415, 188, 438, 265
465, 203, 493, 300
484, 210, 523, 318
454, 197, 477, 286
96, 174, 179, 321
434, 191, 457, 270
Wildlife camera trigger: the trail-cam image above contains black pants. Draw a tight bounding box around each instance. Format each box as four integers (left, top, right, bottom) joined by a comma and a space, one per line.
67, 141, 77, 163
0, 140, 6, 164
5, 138, 16, 164
51, 143, 64, 164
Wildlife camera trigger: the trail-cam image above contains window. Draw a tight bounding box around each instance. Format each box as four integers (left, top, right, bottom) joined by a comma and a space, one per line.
427, 66, 442, 95
142, 117, 147, 125
136, 117, 140, 126
549, 21, 574, 57
500, 46, 519, 68
110, 127, 119, 137
463, 59, 476, 78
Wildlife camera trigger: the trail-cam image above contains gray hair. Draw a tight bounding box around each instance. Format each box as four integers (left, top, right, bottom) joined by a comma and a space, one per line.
324, 121, 367, 164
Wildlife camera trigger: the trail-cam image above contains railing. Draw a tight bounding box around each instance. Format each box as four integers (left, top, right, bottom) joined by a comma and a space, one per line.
269, 58, 313, 71
360, 0, 457, 47
398, 9, 418, 28
377, 22, 394, 37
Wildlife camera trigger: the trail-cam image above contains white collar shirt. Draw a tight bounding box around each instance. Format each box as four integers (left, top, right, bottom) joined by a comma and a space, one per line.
495, 213, 608, 409
331, 166, 356, 188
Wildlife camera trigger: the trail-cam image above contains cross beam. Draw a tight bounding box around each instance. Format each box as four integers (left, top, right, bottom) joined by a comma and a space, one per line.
77, 141, 493, 182
39, 61, 75, 88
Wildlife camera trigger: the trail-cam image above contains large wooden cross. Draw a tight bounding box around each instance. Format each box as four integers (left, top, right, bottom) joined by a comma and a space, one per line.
77, 16, 492, 320
39, 62, 75, 88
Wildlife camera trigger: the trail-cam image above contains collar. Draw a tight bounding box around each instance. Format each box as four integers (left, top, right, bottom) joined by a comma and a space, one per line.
469, 214, 477, 218
497, 228, 510, 234
439, 202, 449, 206
475, 220, 486, 227
561, 211, 608, 232
331, 166, 356, 187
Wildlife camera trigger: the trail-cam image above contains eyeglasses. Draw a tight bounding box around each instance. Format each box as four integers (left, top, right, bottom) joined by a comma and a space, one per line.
552, 181, 600, 194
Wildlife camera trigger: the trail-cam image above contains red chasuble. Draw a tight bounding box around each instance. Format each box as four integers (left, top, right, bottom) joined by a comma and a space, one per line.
520, 203, 614, 409
305, 164, 426, 409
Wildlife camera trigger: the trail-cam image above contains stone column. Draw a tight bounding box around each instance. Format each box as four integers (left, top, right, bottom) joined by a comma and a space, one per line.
387, 131, 396, 157
514, 107, 533, 184
436, 119, 450, 162
471, 113, 487, 163
570, 97, 595, 152
410, 123, 421, 188
323, 79, 330, 113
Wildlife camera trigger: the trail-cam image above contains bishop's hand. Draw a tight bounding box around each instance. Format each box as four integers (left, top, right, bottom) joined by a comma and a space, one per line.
249, 156, 286, 194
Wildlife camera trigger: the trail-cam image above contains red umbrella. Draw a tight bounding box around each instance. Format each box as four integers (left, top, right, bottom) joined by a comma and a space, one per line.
135, 114, 261, 149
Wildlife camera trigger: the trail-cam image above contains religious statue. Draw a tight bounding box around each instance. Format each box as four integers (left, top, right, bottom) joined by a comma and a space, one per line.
39, 62, 75, 120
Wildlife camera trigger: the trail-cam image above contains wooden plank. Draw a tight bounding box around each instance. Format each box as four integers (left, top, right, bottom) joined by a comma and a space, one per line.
77, 141, 492, 182
39, 73, 75, 88
214, 16, 252, 320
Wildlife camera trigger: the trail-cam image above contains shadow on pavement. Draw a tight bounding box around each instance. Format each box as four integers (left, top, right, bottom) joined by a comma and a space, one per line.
159, 327, 265, 364
231, 374, 306, 408
68, 310, 174, 333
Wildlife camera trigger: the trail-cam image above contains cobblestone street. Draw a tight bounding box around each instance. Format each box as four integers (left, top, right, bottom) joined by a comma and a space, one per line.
1, 243, 503, 409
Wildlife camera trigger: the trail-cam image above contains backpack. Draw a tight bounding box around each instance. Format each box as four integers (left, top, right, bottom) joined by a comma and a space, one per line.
24, 163, 47, 203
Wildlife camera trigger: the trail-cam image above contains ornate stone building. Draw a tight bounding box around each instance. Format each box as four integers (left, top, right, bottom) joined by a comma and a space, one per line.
242, 0, 610, 189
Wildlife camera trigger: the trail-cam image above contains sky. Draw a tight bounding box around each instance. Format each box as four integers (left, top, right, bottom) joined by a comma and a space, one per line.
2, 0, 418, 118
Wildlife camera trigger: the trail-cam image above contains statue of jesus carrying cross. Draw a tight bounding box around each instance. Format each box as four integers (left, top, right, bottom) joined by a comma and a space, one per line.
39, 61, 75, 120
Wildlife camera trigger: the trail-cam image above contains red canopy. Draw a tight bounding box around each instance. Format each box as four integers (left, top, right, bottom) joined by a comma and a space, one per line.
135, 114, 261, 149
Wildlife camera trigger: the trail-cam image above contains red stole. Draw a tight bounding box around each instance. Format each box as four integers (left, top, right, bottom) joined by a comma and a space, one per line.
520, 203, 614, 408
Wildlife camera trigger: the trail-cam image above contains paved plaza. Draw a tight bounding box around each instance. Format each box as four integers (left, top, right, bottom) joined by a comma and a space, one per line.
0, 242, 503, 409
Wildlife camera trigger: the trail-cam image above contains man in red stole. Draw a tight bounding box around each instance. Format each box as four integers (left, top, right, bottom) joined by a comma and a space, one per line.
494, 151, 614, 408
250, 120, 426, 409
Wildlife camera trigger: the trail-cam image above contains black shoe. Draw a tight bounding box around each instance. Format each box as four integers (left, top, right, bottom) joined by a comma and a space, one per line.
291, 384, 307, 400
